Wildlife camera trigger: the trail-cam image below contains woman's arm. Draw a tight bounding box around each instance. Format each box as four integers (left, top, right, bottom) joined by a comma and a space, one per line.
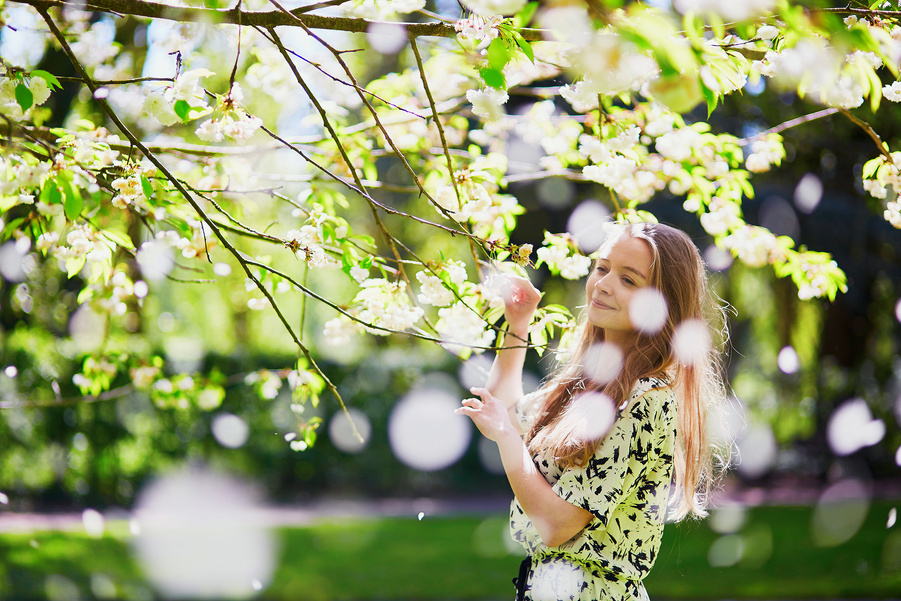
457, 387, 594, 548
484, 276, 541, 422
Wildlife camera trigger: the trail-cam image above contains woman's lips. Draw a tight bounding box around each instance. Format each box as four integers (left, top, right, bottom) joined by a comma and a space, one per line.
591, 298, 614, 310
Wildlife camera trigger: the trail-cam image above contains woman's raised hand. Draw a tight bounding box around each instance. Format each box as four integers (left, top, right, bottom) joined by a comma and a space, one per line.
455, 387, 518, 442
500, 275, 542, 332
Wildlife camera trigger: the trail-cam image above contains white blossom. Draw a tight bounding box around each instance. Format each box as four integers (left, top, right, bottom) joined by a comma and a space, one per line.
886, 200, 901, 229
455, 15, 503, 50
466, 88, 509, 122
436, 302, 496, 355
143, 90, 179, 126
884, 82, 901, 102
323, 316, 361, 345
757, 25, 779, 41
655, 127, 701, 162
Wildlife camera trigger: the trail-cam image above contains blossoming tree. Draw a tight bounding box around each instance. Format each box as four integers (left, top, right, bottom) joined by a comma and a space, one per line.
1, 0, 899, 448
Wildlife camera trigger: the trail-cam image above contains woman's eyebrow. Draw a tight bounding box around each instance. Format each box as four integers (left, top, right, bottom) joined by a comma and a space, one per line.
623, 265, 648, 280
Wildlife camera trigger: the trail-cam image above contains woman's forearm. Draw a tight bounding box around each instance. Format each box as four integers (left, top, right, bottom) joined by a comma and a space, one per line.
495, 429, 594, 548
485, 323, 529, 408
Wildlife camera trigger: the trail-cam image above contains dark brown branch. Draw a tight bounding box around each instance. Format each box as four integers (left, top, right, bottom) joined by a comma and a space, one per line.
14, 0, 545, 40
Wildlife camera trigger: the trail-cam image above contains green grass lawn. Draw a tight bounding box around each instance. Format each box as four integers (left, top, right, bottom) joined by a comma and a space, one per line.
1, 501, 899, 600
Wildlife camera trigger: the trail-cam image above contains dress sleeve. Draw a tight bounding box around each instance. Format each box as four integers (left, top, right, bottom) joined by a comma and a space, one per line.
551, 385, 672, 527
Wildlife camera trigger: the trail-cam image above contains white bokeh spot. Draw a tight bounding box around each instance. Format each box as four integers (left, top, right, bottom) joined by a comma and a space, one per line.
211, 413, 250, 449
672, 319, 711, 367
328, 408, 372, 454
827, 398, 885, 456
388, 386, 471, 471
582, 342, 623, 385
131, 467, 277, 600
777, 346, 801, 374
567, 199, 611, 253
628, 287, 668, 335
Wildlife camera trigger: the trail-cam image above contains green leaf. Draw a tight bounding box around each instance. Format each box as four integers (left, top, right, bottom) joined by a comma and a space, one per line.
141, 174, 154, 200
60, 173, 83, 221
174, 99, 191, 121
99, 228, 136, 251
513, 33, 534, 64
64, 188, 83, 221
486, 37, 511, 73
15, 83, 33, 113
479, 67, 506, 90
31, 69, 62, 90
514, 1, 538, 28
65, 254, 87, 278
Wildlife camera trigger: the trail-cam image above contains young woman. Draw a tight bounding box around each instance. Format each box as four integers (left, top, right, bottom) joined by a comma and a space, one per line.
456, 222, 728, 601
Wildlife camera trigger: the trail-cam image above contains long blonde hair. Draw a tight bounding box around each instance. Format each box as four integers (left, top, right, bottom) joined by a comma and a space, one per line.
525, 222, 729, 520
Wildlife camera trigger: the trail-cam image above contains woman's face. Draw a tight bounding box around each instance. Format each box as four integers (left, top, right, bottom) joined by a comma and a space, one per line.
585, 234, 654, 346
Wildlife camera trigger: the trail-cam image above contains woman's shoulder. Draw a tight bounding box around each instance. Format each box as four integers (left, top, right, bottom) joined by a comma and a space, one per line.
629, 375, 673, 399
623, 375, 675, 416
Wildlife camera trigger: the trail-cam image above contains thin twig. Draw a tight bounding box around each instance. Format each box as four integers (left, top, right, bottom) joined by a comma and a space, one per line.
35, 4, 358, 441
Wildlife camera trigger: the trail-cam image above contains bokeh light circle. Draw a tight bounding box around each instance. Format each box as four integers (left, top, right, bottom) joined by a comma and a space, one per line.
811, 478, 870, 547
628, 288, 668, 335
566, 199, 611, 253
794, 172, 823, 214
328, 408, 372, 454
131, 467, 277, 600
672, 319, 711, 367
777, 346, 800, 374
211, 413, 250, 449
388, 387, 471, 471
583, 342, 623, 385
827, 398, 885, 456
367, 22, 408, 55
569, 392, 616, 442
735, 421, 777, 480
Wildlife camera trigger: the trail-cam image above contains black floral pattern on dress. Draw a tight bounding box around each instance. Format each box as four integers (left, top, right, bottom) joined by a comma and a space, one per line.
510, 377, 676, 601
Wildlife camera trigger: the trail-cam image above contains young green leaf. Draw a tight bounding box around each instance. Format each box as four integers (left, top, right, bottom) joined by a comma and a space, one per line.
480, 67, 506, 90
174, 99, 191, 121
513, 32, 535, 64
31, 69, 62, 90
15, 83, 33, 113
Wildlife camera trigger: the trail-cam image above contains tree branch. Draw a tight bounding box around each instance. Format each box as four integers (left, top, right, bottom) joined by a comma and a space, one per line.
14, 0, 545, 40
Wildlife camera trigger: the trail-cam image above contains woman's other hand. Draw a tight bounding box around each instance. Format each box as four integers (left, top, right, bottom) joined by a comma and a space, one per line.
500, 275, 541, 332
455, 387, 519, 442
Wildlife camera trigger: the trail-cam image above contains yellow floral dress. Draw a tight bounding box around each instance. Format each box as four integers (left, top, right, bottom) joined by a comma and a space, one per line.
510, 376, 676, 601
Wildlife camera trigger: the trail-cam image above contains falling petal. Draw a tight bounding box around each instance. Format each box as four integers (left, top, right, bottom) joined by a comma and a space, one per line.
888, 507, 897, 529
417, 512, 425, 521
